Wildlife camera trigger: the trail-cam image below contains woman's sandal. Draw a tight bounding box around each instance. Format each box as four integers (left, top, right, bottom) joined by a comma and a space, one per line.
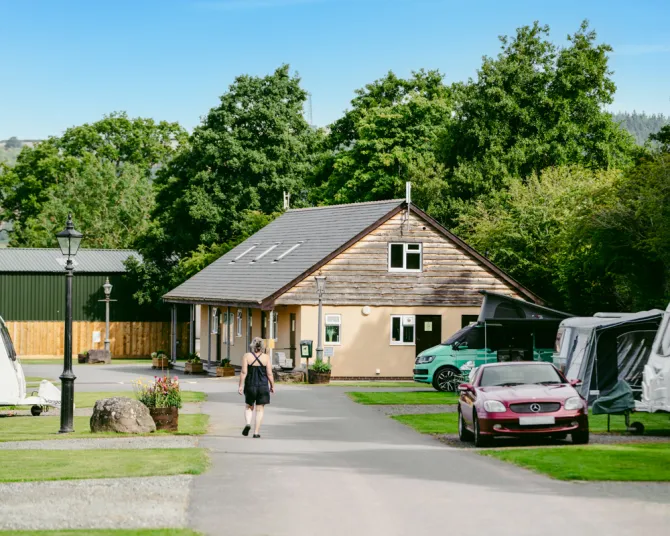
242, 425, 251, 436
253, 434, 261, 438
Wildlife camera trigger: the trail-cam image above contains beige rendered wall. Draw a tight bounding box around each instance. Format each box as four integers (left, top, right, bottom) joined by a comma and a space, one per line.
298, 304, 479, 377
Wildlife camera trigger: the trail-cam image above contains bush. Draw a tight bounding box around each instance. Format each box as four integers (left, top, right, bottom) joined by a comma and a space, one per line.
310, 360, 332, 373
134, 376, 182, 409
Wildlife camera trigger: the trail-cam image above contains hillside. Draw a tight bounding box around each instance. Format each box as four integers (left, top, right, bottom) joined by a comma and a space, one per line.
612, 112, 669, 145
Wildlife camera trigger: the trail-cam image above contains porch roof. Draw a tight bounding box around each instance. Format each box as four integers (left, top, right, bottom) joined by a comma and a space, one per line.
163, 199, 405, 306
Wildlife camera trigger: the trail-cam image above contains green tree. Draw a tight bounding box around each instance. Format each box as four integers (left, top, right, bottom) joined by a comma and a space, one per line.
439, 21, 636, 221
309, 70, 452, 220
4, 137, 22, 149
18, 156, 153, 249
143, 65, 321, 264
0, 112, 186, 244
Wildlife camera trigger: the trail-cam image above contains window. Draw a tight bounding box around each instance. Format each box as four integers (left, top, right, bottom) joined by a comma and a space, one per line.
261, 311, 267, 339
461, 315, 478, 328
388, 243, 422, 272
391, 315, 415, 345
325, 314, 341, 344
252, 243, 279, 263
272, 312, 278, 341
236, 309, 243, 337
230, 244, 257, 263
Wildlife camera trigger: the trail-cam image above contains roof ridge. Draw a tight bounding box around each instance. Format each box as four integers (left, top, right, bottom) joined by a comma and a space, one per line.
286, 199, 404, 212
0, 248, 138, 252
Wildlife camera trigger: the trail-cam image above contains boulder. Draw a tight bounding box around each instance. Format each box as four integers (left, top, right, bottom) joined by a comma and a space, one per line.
274, 370, 306, 383
90, 397, 156, 434
87, 349, 112, 364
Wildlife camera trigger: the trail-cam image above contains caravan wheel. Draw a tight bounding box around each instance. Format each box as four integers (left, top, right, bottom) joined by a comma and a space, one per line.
31, 405, 42, 416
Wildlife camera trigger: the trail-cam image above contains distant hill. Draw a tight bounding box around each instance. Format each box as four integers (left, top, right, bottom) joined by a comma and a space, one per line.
612, 112, 669, 146
0, 138, 40, 167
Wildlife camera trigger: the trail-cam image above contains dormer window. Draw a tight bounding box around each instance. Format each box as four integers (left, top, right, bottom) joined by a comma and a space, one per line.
388, 243, 422, 272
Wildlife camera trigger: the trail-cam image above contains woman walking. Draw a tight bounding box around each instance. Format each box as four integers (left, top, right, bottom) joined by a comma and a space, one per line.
238, 337, 275, 438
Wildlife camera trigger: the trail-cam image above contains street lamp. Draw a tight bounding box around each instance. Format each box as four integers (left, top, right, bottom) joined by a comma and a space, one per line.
100, 278, 116, 353
56, 213, 83, 434
315, 275, 326, 362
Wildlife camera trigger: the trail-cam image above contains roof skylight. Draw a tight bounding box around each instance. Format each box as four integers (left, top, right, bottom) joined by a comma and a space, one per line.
251, 243, 279, 263
273, 242, 303, 262
230, 244, 257, 263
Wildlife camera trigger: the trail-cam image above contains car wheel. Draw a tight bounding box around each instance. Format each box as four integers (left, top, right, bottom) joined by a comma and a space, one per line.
551, 433, 568, 441
458, 406, 474, 442
473, 413, 492, 448
629, 422, 645, 435
432, 366, 460, 392
571, 429, 589, 445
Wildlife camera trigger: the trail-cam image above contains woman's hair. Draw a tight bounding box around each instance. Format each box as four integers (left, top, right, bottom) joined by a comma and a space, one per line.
250, 337, 265, 353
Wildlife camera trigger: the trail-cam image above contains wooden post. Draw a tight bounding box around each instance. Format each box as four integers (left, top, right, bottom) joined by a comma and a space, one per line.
171, 304, 177, 362
227, 306, 231, 360
189, 304, 195, 354
207, 305, 212, 368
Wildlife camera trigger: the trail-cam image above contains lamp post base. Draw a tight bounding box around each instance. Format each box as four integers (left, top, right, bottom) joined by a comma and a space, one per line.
59, 373, 76, 434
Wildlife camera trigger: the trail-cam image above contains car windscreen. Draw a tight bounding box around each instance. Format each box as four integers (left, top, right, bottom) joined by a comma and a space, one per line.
442, 324, 485, 349
479, 364, 562, 387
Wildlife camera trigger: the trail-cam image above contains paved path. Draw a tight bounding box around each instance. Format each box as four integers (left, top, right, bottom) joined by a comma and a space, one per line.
192, 380, 670, 536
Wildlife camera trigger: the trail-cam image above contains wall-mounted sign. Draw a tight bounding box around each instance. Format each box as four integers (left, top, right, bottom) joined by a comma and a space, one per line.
324, 346, 335, 358
424, 322, 433, 332
92, 331, 101, 343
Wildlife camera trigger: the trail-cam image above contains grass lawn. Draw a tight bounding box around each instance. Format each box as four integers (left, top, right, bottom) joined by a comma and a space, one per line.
0, 529, 200, 536
482, 443, 670, 481
74, 391, 206, 408
0, 414, 209, 442
347, 391, 458, 405
0, 448, 208, 483
589, 411, 670, 435
331, 381, 428, 388
392, 412, 458, 434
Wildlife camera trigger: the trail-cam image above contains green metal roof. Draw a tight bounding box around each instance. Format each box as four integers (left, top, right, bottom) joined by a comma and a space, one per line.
0, 248, 140, 273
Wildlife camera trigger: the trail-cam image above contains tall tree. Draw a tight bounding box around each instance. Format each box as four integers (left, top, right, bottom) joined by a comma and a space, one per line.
143, 64, 321, 263
439, 21, 636, 219
0, 112, 186, 245
309, 70, 452, 220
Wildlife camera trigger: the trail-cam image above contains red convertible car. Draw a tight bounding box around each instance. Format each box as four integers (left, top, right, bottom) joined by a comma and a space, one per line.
458, 361, 589, 447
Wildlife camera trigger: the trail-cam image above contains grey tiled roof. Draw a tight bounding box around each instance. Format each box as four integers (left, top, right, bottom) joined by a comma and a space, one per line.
0, 248, 140, 273
164, 199, 404, 304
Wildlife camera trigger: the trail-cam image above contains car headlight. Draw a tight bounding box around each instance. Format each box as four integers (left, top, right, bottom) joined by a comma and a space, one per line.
564, 397, 584, 411
415, 355, 435, 364
483, 400, 506, 413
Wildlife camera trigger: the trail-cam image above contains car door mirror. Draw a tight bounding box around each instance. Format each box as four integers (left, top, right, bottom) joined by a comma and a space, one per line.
458, 383, 473, 393
569, 378, 582, 387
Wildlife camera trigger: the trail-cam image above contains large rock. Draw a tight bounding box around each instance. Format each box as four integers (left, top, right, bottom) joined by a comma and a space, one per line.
90, 397, 156, 434
87, 349, 111, 364
274, 370, 306, 383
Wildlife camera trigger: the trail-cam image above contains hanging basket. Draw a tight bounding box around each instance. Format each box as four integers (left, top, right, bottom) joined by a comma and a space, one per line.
149, 407, 179, 432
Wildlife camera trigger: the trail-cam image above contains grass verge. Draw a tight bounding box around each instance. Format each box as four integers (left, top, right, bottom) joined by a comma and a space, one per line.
0, 414, 209, 442
0, 531, 201, 536
0, 448, 208, 483
481, 443, 670, 481
347, 391, 458, 405
589, 411, 670, 435
392, 413, 458, 434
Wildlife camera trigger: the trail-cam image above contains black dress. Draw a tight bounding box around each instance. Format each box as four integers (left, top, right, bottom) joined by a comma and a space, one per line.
244, 352, 271, 406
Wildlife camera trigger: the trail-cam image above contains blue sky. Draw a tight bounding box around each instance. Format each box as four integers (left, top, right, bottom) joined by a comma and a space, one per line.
1, 0, 669, 139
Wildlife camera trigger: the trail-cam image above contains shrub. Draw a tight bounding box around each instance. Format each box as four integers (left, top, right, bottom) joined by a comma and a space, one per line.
134, 376, 182, 408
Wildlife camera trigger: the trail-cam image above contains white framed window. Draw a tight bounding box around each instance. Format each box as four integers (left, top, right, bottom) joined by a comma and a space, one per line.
325, 314, 341, 345
390, 315, 415, 345
388, 243, 422, 272
236, 309, 243, 337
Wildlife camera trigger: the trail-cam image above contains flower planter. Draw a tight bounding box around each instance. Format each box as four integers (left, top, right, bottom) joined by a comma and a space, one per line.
216, 366, 235, 377
308, 370, 332, 385
185, 362, 204, 374
78, 353, 88, 364
149, 407, 179, 432
152, 357, 170, 369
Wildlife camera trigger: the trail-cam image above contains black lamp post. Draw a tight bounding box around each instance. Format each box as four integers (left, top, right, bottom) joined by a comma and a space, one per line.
56, 213, 83, 433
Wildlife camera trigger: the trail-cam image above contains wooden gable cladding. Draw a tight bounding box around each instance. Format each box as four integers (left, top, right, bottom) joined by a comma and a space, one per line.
275, 210, 522, 306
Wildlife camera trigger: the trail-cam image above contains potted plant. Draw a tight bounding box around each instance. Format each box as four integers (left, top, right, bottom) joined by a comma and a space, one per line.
152, 350, 170, 370
134, 375, 181, 431
185, 353, 203, 374
216, 358, 235, 377
78, 350, 89, 364
308, 359, 332, 384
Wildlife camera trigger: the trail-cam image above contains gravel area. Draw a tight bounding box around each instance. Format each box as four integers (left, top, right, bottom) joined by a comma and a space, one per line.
374, 404, 457, 416
0, 436, 199, 450
0, 475, 192, 530
436, 432, 670, 449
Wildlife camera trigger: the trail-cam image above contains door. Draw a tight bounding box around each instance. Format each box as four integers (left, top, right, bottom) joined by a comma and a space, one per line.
289, 313, 296, 362
416, 315, 442, 357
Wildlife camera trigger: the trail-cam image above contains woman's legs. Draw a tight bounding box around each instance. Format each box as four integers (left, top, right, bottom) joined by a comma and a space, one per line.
254, 404, 265, 435
245, 405, 253, 425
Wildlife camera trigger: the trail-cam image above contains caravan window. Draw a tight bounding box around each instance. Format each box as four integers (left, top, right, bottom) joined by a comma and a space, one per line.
657, 317, 670, 358
565, 329, 591, 379
0, 322, 17, 362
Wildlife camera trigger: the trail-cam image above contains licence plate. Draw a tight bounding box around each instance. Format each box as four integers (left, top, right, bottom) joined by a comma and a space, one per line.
519, 416, 556, 426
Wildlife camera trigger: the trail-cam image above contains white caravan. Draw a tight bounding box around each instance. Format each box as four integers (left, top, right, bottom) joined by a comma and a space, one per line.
0, 316, 62, 415
637, 302, 670, 413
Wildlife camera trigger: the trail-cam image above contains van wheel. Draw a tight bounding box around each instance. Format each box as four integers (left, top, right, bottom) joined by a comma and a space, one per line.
31, 405, 42, 416
458, 406, 474, 442
432, 366, 460, 392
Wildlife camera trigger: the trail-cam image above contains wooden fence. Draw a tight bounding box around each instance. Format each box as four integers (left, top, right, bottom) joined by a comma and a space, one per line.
6, 321, 190, 359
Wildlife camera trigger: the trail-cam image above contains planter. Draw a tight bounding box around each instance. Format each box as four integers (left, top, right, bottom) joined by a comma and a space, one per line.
78, 353, 88, 364
308, 370, 332, 385
185, 362, 204, 374
149, 407, 179, 432
216, 366, 235, 377
152, 357, 170, 369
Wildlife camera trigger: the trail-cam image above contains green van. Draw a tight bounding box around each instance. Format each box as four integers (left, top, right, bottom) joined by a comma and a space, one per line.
413, 319, 563, 391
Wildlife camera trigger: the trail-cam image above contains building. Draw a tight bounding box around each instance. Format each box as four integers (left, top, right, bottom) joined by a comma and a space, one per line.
0, 248, 188, 359
163, 199, 540, 379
